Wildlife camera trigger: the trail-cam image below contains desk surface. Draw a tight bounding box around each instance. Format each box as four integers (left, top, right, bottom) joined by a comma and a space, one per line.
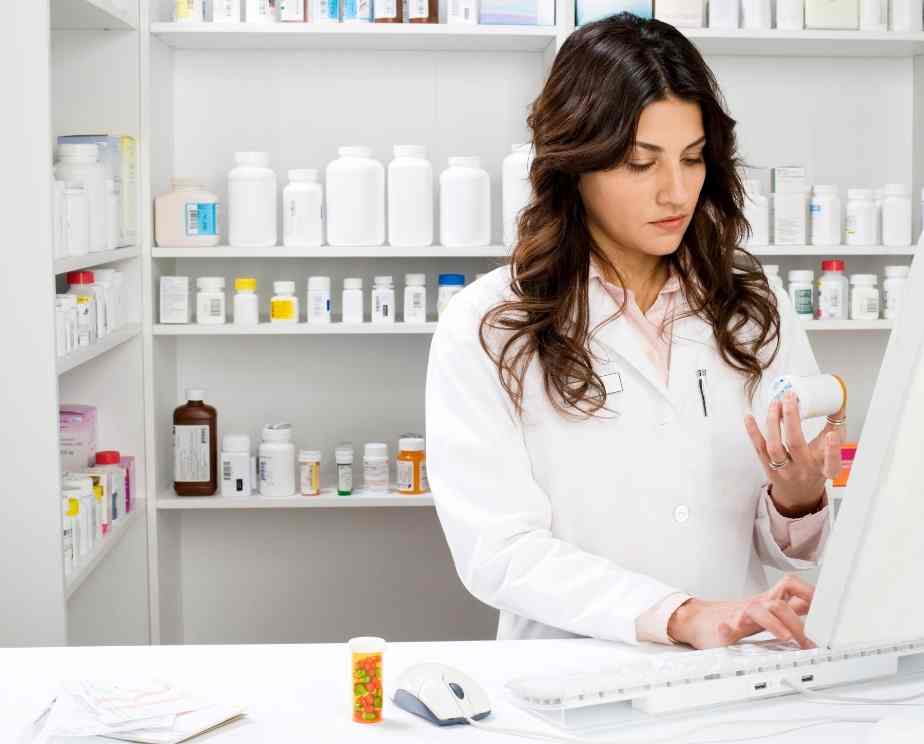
3, 638, 924, 743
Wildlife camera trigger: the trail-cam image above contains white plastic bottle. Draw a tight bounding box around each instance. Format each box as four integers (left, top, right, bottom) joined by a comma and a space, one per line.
404, 274, 427, 323
388, 146, 433, 248
228, 151, 277, 248
220, 434, 252, 497
196, 277, 227, 324
777, 0, 804, 28
773, 187, 808, 245
440, 156, 491, 248
882, 183, 912, 247
63, 183, 90, 257
233, 277, 260, 325
343, 278, 364, 323
56, 143, 108, 254
845, 188, 877, 246
883, 265, 910, 319
283, 169, 323, 248
326, 146, 385, 247
175, 0, 206, 21
709, 0, 740, 26
363, 442, 389, 493
850, 274, 880, 320
764, 264, 784, 294
90, 269, 118, 333
817, 259, 849, 320
258, 423, 295, 498
213, 0, 242, 21
154, 178, 220, 247
66, 271, 101, 345
372, 275, 396, 324
810, 185, 841, 246
502, 144, 533, 248
741, 0, 772, 27
307, 276, 332, 324
106, 180, 121, 250
874, 187, 884, 244
860, 0, 887, 29
246, 0, 280, 21
270, 280, 299, 323
742, 179, 769, 247
788, 270, 815, 318
438, 274, 466, 318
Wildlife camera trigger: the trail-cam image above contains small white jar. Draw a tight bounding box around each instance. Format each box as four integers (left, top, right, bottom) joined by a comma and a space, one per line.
438, 274, 466, 318
196, 277, 226, 324
363, 442, 389, 493
233, 277, 259, 325
743, 179, 769, 247
883, 265, 910, 319
502, 144, 534, 247
810, 185, 841, 246
881, 183, 912, 247
440, 156, 491, 248
404, 273, 427, 323
343, 278, 364, 324
764, 264, 784, 294
788, 270, 814, 318
388, 145, 433, 248
271, 280, 299, 324
845, 188, 877, 246
220, 433, 252, 497
372, 275, 396, 324
307, 276, 332, 324
850, 274, 881, 320
56, 143, 108, 254
228, 151, 277, 249
777, 0, 805, 28
259, 423, 295, 498
283, 169, 323, 248
817, 259, 849, 320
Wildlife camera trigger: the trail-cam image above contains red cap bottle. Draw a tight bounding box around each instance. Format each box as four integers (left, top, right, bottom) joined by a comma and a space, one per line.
67, 271, 95, 285
95, 450, 121, 465
821, 260, 845, 272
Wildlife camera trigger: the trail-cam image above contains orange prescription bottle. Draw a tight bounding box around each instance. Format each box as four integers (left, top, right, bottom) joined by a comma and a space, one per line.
349, 637, 385, 724
397, 437, 427, 495
832, 442, 857, 488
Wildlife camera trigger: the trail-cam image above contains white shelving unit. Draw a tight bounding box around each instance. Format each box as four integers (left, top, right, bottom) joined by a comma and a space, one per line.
749, 245, 914, 256
51, 0, 138, 31
54, 246, 141, 275
57, 323, 143, 374
152, 244, 511, 258
157, 491, 434, 509
153, 322, 439, 335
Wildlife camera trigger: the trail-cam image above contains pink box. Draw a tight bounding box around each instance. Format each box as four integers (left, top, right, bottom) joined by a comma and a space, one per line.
59, 405, 98, 471
120, 455, 135, 513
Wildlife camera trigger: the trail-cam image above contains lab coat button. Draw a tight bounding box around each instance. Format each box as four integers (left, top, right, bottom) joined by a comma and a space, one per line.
674, 505, 690, 523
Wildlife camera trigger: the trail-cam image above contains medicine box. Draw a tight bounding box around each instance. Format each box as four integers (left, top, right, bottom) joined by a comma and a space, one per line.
576, 0, 652, 25
479, 0, 555, 24
59, 405, 98, 471
58, 135, 137, 246
160, 276, 191, 324
120, 455, 135, 513
805, 0, 858, 28
772, 166, 807, 194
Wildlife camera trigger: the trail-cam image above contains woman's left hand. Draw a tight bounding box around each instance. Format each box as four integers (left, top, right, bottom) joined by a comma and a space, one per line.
744, 391, 844, 516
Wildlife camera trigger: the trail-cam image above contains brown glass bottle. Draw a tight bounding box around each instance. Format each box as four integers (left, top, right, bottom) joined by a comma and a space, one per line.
173, 388, 218, 496
407, 0, 438, 22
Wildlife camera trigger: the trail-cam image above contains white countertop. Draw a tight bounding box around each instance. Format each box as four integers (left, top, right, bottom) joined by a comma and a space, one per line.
4, 638, 924, 743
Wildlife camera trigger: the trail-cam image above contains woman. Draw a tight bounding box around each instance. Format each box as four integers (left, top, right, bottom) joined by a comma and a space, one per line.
425, 14, 844, 650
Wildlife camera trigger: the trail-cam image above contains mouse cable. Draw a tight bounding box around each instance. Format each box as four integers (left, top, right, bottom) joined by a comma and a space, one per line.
444, 681, 877, 744
782, 677, 924, 704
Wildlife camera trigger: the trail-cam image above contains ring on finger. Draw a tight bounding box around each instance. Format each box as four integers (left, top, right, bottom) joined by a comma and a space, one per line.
768, 451, 792, 470
826, 414, 847, 428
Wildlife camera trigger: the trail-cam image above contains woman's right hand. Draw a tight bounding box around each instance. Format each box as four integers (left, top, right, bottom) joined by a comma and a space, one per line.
666, 575, 817, 650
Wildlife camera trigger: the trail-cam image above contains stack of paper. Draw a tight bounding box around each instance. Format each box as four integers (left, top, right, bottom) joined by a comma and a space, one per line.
33, 681, 244, 744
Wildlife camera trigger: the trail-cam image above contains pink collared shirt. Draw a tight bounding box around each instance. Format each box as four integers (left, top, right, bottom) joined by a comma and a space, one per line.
588, 262, 829, 645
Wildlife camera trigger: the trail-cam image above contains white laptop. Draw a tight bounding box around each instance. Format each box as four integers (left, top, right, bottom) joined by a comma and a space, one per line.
508, 242, 924, 722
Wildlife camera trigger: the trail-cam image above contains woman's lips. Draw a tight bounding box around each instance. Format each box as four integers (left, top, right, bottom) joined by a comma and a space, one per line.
651, 215, 686, 231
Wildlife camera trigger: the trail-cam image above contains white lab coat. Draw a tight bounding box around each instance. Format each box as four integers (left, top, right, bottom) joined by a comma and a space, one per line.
425, 266, 828, 645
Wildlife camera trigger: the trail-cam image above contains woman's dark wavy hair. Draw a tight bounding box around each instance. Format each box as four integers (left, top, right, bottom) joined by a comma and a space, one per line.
480, 13, 780, 416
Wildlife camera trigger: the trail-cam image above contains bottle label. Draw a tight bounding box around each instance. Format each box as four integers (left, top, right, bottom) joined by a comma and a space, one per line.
397, 460, 414, 491
818, 284, 844, 319
174, 425, 210, 482
280, 0, 306, 19
374, 0, 397, 17
185, 203, 218, 236
374, 292, 392, 320
300, 461, 320, 495
793, 288, 813, 316
338, 464, 353, 493
408, 0, 429, 18
272, 297, 297, 321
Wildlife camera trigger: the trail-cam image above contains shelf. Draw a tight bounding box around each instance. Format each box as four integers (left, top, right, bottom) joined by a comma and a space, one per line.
680, 28, 924, 57
51, 0, 136, 30
56, 323, 142, 375
152, 244, 509, 258
154, 321, 438, 335
150, 22, 557, 52
54, 246, 140, 275
157, 490, 434, 509
749, 245, 914, 257
65, 498, 145, 600
801, 319, 893, 330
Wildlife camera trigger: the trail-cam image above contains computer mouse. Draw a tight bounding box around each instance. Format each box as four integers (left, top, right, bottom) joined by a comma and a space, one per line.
393, 662, 492, 726
865, 716, 924, 743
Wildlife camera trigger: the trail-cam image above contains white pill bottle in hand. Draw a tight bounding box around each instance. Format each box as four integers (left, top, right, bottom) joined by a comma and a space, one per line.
769, 374, 847, 421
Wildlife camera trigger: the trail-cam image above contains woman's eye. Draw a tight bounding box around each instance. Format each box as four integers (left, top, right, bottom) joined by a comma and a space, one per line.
627, 162, 654, 173
684, 156, 705, 166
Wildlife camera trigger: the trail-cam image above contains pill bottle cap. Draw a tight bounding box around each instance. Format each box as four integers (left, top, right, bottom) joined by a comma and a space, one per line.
186, 388, 206, 401
171, 177, 205, 190
847, 188, 874, 200
235, 277, 257, 292
335, 444, 354, 463
405, 273, 426, 286
399, 437, 425, 452
338, 146, 372, 159
262, 423, 293, 442
813, 184, 838, 194
222, 434, 250, 453
234, 151, 270, 167
344, 277, 363, 290
67, 271, 95, 284
885, 265, 910, 278
373, 275, 393, 286
850, 274, 878, 285
764, 264, 780, 275
439, 274, 465, 286
393, 145, 427, 159
95, 450, 121, 465
364, 442, 388, 459
788, 270, 814, 282
308, 276, 331, 291
197, 277, 225, 291
274, 280, 296, 294
884, 183, 908, 197
448, 156, 482, 169
57, 143, 100, 162
821, 260, 845, 272
288, 169, 318, 182
299, 449, 322, 462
